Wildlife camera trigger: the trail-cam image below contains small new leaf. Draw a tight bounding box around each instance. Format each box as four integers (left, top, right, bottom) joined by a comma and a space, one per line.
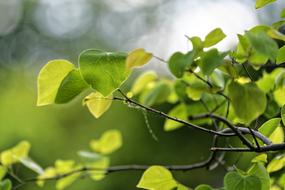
83, 92, 112, 118
90, 130, 122, 154
0, 141, 31, 166
126, 48, 152, 70
137, 166, 177, 190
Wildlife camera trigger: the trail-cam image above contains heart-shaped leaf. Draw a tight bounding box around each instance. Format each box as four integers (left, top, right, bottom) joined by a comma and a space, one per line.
228, 81, 267, 123
83, 92, 112, 118
137, 166, 177, 190
79, 49, 129, 96
224, 171, 261, 190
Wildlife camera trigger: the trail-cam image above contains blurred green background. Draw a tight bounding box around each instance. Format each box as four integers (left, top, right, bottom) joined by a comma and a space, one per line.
0, 0, 284, 189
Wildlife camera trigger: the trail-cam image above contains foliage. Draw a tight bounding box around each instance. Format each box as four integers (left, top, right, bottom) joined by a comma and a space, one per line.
1, 1, 285, 190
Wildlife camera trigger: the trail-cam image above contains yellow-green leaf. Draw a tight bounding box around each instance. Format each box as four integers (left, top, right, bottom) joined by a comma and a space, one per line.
55, 160, 75, 174
267, 155, 285, 173
88, 157, 109, 181
274, 86, 285, 106
259, 118, 281, 137
126, 48, 152, 70
255, 0, 276, 9
83, 92, 112, 118
137, 166, 177, 190
0, 165, 7, 181
37, 59, 75, 106
1, 141, 31, 166
252, 154, 267, 163
277, 45, 285, 64
203, 28, 226, 48
90, 130, 122, 154
56, 173, 80, 190
37, 167, 57, 187
269, 126, 284, 144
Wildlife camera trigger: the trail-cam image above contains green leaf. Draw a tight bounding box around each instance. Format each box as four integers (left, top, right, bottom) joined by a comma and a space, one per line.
282, 105, 285, 126
255, 0, 276, 9
189, 36, 203, 52
90, 130, 122, 154
195, 184, 213, 190
126, 48, 152, 69
248, 163, 270, 190
164, 104, 188, 131
259, 118, 281, 137
0, 141, 31, 166
55, 69, 89, 104
281, 8, 285, 18
83, 92, 112, 118
37, 59, 75, 106
276, 45, 285, 64
79, 49, 129, 96
140, 81, 171, 106
203, 28, 226, 48
0, 166, 6, 181
224, 171, 261, 190
267, 155, 285, 173
245, 31, 278, 61
137, 166, 177, 190
200, 49, 225, 75
228, 81, 267, 123
168, 51, 195, 78
232, 34, 250, 63
0, 179, 12, 190
131, 71, 158, 95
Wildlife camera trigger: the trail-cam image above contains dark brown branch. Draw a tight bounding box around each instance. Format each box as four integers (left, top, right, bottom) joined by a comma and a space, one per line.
211, 143, 285, 152
14, 145, 218, 190
188, 113, 255, 149
113, 95, 232, 137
